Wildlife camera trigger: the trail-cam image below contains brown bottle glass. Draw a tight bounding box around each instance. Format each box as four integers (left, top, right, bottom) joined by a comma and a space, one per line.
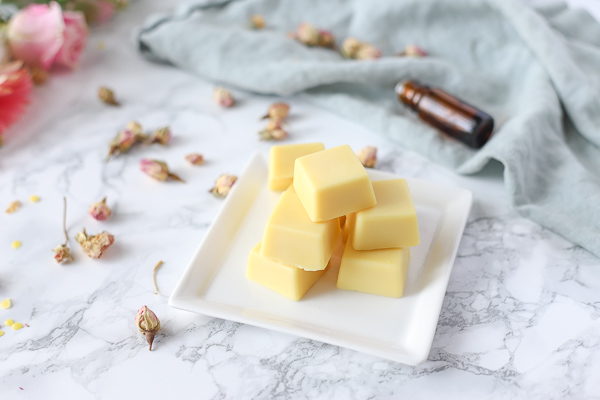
395, 80, 494, 149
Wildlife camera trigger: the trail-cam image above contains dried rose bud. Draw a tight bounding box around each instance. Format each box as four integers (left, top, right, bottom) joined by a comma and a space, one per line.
210, 174, 237, 198
75, 229, 115, 259
296, 23, 320, 46
357, 146, 377, 168
250, 14, 265, 29
213, 87, 234, 108
52, 244, 73, 264
6, 201, 21, 214
98, 86, 120, 106
318, 30, 335, 49
29, 66, 48, 85
126, 121, 143, 135
140, 159, 185, 183
259, 127, 288, 141
89, 197, 111, 221
148, 127, 171, 146
355, 43, 382, 60
263, 102, 290, 121
265, 118, 285, 131
135, 306, 161, 351
108, 129, 137, 157
400, 45, 427, 57
185, 153, 204, 165
341, 37, 361, 59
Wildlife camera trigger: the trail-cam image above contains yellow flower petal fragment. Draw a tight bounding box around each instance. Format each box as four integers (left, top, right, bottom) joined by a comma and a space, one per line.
0, 331, 5, 337
12, 322, 24, 330
11, 241, 22, 249
4, 319, 14, 326
29, 195, 40, 203
0, 298, 11, 309
6, 201, 20, 213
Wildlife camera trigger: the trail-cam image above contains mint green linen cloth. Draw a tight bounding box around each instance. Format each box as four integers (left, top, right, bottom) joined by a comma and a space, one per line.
138, 0, 600, 258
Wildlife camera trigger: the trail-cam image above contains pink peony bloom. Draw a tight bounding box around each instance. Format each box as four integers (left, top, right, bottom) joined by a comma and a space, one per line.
7, 2, 88, 70
7, 2, 65, 70
0, 62, 33, 142
54, 11, 88, 69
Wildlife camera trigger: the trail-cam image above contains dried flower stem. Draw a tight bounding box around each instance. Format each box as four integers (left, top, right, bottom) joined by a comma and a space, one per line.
153, 260, 163, 295
62, 197, 68, 246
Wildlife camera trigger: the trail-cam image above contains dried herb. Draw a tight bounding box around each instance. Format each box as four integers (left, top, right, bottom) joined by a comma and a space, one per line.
53, 197, 73, 264
152, 261, 163, 295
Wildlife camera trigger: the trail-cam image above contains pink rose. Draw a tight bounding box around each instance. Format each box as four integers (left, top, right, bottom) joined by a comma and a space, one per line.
7, 2, 88, 70
7, 2, 64, 70
54, 11, 88, 69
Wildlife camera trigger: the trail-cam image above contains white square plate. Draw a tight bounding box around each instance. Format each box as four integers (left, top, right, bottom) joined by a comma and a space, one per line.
170, 153, 472, 365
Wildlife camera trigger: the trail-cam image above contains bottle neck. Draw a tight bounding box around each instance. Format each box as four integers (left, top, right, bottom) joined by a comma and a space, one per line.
395, 80, 427, 111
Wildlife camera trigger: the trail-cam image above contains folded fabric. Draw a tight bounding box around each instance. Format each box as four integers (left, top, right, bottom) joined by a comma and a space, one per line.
138, 0, 600, 258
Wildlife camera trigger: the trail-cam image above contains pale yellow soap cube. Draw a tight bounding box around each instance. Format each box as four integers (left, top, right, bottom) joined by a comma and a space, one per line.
293, 145, 376, 222
269, 142, 325, 190
349, 179, 420, 250
260, 185, 341, 271
336, 239, 410, 298
247, 242, 326, 301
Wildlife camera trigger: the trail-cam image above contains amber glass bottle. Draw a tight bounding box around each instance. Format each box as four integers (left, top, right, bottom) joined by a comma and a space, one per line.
395, 81, 494, 149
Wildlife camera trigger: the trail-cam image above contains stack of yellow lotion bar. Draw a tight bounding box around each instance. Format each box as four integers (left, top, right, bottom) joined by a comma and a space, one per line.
246, 143, 419, 300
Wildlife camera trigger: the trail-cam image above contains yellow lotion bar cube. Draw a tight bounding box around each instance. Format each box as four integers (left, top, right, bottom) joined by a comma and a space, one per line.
336, 239, 410, 298
247, 242, 326, 301
269, 142, 325, 190
260, 185, 340, 271
293, 145, 376, 222
349, 179, 420, 250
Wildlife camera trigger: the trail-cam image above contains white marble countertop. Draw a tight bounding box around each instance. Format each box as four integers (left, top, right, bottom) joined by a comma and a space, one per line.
1, 1, 600, 398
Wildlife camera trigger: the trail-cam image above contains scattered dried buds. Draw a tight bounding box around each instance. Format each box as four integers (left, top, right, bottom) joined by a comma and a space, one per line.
210, 174, 237, 198
259, 102, 290, 140
126, 121, 144, 136
135, 306, 161, 351
98, 86, 120, 106
53, 244, 73, 264
148, 127, 171, 146
107, 121, 148, 159
262, 102, 290, 121
295, 22, 320, 46
355, 44, 382, 60
340, 38, 361, 59
259, 126, 288, 141
53, 197, 73, 264
399, 45, 427, 57
293, 23, 336, 48
317, 30, 335, 49
341, 38, 381, 60
89, 197, 112, 221
140, 159, 185, 183
250, 14, 265, 29
6, 201, 20, 214
75, 229, 115, 259
357, 146, 377, 168
185, 153, 205, 165
108, 129, 136, 157
213, 87, 234, 108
